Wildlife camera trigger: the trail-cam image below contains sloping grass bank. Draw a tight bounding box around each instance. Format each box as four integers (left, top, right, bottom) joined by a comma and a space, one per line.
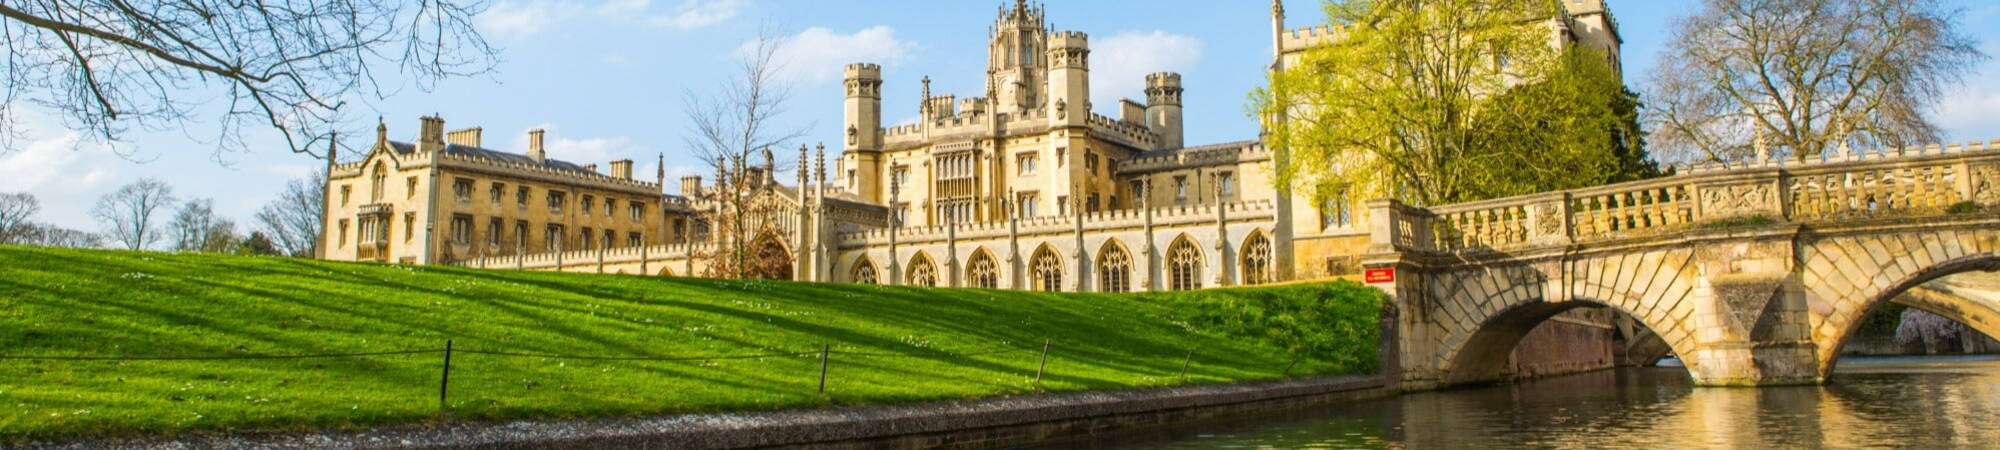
0, 246, 1384, 441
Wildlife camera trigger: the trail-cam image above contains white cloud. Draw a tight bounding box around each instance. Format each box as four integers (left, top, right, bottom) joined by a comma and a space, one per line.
1089, 30, 1204, 113
0, 122, 127, 230
597, 0, 652, 15
750, 26, 915, 84
475, 1, 576, 39
503, 124, 649, 168
647, 0, 749, 30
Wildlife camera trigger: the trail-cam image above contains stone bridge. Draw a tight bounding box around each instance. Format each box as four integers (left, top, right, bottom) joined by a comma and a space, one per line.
1362, 142, 2000, 388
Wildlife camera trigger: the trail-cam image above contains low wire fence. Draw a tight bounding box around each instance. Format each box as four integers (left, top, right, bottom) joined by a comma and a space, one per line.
0, 339, 1325, 414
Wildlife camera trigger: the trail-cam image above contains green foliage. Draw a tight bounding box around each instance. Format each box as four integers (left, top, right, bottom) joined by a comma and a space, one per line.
1854, 303, 1910, 337
1253, 0, 1655, 206
1946, 201, 1982, 214
1700, 215, 1778, 229
0, 246, 1384, 440
232, 232, 280, 256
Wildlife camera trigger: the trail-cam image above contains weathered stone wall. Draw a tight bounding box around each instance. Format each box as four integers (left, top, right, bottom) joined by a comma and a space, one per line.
1507, 308, 1618, 379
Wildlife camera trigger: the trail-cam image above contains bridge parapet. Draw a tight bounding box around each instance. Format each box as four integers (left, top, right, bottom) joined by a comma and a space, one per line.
1377, 139, 2000, 255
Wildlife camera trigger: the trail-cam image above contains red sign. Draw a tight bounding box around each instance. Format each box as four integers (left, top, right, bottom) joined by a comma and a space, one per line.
1365, 268, 1396, 283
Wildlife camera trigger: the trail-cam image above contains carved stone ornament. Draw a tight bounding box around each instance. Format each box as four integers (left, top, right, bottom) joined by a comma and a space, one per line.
1535, 202, 1563, 236
1974, 164, 1999, 204
1055, 99, 1068, 120
846, 125, 858, 145
1701, 183, 1776, 216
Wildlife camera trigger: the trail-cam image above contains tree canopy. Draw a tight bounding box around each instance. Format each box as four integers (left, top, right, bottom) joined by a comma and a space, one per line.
1253, 0, 1653, 207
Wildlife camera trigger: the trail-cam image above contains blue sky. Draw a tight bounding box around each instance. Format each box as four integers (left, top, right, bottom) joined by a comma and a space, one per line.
6, 0, 2000, 232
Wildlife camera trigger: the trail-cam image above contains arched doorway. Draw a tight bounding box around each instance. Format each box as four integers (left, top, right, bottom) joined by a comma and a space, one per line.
744, 235, 793, 280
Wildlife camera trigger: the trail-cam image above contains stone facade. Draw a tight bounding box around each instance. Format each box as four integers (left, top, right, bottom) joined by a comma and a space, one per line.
1365, 142, 2000, 387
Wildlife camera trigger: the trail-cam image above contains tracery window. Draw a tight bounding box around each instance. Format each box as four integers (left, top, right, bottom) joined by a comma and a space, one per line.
1242, 233, 1273, 285
853, 258, 878, 284
1031, 247, 1063, 292
1097, 243, 1131, 293
907, 254, 938, 287
1168, 237, 1202, 291
967, 251, 999, 289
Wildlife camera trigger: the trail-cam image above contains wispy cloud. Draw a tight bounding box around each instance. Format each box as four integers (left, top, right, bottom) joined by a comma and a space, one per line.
503, 124, 650, 167
1090, 30, 1203, 112
749, 26, 916, 84
1935, 43, 2000, 141
647, 0, 750, 30
0, 113, 128, 229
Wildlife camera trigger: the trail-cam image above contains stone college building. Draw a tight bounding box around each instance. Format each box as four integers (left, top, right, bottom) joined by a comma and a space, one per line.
321, 1, 1623, 294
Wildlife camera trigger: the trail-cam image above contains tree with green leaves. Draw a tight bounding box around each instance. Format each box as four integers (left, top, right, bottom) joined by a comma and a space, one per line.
1253, 0, 1653, 207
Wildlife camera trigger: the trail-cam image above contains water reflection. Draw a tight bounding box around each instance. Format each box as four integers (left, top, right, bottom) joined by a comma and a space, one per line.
1020, 355, 2000, 449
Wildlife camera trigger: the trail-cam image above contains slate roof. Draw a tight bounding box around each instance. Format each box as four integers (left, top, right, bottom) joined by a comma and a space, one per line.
1128, 140, 1260, 160
386, 140, 596, 175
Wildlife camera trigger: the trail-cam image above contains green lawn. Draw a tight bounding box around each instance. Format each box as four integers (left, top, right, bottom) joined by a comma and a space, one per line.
0, 246, 1384, 441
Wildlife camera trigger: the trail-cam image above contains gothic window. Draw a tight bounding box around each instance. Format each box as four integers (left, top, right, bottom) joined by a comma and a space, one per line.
1174, 176, 1189, 205
605, 197, 617, 217
582, 195, 595, 216
516, 186, 529, 208
629, 201, 644, 222
1097, 242, 1131, 293
489, 182, 504, 205
580, 227, 594, 250
406, 177, 417, 199
547, 191, 566, 214
603, 229, 616, 249
1019, 153, 1038, 175
1322, 189, 1353, 229
340, 185, 352, 206
453, 178, 473, 202
403, 212, 415, 241
370, 163, 386, 202
853, 258, 878, 284
1168, 236, 1202, 291
1017, 192, 1039, 218
967, 251, 999, 289
546, 224, 565, 252
1218, 172, 1235, 198
907, 253, 938, 287
1242, 232, 1273, 285
338, 219, 350, 246
628, 232, 642, 248
1031, 246, 1063, 292
514, 221, 528, 251
487, 218, 502, 245
451, 215, 472, 244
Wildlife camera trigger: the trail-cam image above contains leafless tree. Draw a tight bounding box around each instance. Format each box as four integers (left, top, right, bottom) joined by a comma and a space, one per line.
254, 168, 325, 257
19, 223, 103, 248
0, 191, 38, 244
0, 1, 499, 159
1647, 0, 1984, 163
91, 177, 175, 250
169, 198, 237, 252
681, 25, 809, 278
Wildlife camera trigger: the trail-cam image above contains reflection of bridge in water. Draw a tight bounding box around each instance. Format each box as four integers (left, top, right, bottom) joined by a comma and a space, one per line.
1363, 142, 2000, 387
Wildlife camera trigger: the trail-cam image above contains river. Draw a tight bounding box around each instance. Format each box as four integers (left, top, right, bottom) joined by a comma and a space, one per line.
1020, 355, 2000, 449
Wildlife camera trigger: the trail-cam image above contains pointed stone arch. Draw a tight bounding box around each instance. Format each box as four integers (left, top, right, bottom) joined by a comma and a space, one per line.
657, 266, 676, 277
907, 251, 939, 287
1030, 244, 1064, 292
1240, 230, 1273, 285
966, 248, 1000, 289
1096, 239, 1133, 293
850, 256, 879, 284
1166, 234, 1202, 291
745, 234, 793, 280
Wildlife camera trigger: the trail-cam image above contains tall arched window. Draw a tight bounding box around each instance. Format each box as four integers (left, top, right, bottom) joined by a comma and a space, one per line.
852, 258, 878, 284
1242, 232, 1273, 285
907, 253, 938, 287
1097, 242, 1131, 293
370, 162, 387, 202
967, 250, 999, 289
1168, 237, 1202, 291
1031, 246, 1063, 292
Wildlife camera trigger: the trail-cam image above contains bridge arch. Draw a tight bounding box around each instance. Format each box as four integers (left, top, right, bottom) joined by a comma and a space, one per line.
1442, 298, 1695, 386
1811, 243, 2000, 376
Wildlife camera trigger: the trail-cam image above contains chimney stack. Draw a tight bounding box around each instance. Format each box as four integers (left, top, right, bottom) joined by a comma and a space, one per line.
610, 160, 634, 179
528, 129, 547, 162
583, 163, 599, 173
680, 175, 704, 197
417, 115, 446, 152
445, 127, 483, 147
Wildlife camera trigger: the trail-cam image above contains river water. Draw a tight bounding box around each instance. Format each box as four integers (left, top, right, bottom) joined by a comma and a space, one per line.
1022, 355, 2000, 449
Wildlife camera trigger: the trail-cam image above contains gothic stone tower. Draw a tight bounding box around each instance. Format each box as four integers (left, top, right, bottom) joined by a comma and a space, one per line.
988, 0, 1047, 114
842, 63, 885, 202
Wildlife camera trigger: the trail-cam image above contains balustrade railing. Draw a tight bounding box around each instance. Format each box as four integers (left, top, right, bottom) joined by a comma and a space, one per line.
1371, 140, 2000, 255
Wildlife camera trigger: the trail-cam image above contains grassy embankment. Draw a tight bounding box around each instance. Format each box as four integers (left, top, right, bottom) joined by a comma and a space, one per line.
0, 245, 1384, 441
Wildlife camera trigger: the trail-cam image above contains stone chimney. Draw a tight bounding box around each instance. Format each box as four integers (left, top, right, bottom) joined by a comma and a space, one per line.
583, 164, 598, 173
527, 129, 546, 162
610, 160, 634, 179
445, 127, 483, 147
417, 115, 446, 153
680, 175, 704, 197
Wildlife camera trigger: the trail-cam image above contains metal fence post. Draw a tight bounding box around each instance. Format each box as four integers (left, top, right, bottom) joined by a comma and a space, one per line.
1177, 348, 1196, 381
1035, 339, 1050, 386
817, 344, 830, 393
1283, 357, 1301, 377
439, 339, 454, 412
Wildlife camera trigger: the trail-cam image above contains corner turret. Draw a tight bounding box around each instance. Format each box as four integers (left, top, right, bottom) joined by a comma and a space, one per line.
1145, 72, 1184, 150
1045, 31, 1089, 128
843, 62, 887, 202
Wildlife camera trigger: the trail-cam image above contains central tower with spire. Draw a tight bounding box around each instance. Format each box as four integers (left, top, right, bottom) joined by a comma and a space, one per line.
987, 0, 1047, 113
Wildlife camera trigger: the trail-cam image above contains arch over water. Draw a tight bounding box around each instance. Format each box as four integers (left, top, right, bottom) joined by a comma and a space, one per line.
1815, 253, 2000, 375
1443, 299, 1688, 386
